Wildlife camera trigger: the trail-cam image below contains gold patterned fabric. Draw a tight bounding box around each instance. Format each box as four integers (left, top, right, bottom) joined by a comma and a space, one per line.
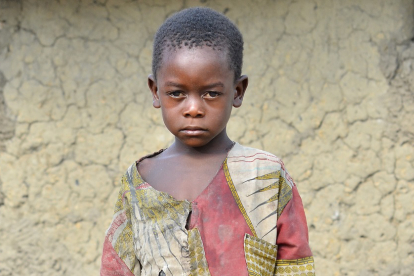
188, 229, 211, 276
275, 257, 316, 275
244, 234, 278, 276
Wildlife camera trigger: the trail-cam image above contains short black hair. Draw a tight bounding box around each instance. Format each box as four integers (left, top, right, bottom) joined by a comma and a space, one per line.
152, 7, 244, 81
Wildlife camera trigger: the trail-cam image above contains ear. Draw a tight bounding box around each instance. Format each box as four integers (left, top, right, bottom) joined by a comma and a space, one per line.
148, 74, 161, 108
233, 75, 248, 108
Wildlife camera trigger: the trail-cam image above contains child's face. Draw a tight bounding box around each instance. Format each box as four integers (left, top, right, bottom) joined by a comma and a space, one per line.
148, 47, 248, 148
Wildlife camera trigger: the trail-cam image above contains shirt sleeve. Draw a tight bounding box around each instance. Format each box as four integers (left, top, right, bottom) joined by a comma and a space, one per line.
100, 181, 141, 276
275, 170, 316, 275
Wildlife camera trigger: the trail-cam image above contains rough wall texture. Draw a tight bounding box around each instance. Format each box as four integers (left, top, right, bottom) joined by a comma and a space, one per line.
0, 0, 413, 275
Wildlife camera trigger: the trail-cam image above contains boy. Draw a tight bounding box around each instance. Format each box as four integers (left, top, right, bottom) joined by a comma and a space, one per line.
101, 7, 315, 276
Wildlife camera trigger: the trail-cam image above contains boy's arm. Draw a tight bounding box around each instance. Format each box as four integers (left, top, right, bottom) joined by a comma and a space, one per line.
276, 185, 312, 259
275, 175, 315, 274
101, 182, 141, 276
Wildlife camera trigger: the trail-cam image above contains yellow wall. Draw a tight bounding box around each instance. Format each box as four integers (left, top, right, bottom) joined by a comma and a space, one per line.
0, 0, 413, 275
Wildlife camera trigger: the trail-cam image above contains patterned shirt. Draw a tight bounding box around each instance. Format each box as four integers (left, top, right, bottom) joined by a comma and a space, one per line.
101, 143, 315, 276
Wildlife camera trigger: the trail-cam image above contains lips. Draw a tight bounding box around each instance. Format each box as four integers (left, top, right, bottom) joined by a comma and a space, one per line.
181, 126, 207, 135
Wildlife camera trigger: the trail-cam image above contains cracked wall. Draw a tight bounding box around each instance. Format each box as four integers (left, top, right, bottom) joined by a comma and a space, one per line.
0, 0, 413, 275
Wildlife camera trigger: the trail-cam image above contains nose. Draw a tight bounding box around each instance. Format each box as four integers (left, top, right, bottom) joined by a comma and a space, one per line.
183, 95, 204, 118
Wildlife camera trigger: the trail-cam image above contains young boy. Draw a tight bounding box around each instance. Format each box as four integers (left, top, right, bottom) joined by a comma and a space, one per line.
101, 7, 315, 276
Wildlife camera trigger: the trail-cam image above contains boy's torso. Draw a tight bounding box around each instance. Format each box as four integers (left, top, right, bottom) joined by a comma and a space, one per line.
122, 143, 287, 275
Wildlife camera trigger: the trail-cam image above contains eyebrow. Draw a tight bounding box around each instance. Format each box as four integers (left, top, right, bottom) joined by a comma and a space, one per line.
164, 81, 224, 89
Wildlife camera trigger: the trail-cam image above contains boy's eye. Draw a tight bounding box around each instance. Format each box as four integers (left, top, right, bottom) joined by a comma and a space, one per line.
203, 91, 221, 98
168, 91, 185, 98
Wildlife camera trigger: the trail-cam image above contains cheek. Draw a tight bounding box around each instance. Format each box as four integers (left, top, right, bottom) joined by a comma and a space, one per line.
212, 106, 232, 125
160, 108, 174, 125
161, 109, 173, 121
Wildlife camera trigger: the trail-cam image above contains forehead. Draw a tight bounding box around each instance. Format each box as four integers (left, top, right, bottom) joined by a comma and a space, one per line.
159, 46, 232, 77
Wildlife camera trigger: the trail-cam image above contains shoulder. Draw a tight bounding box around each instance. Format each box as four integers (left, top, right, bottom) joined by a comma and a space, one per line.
228, 143, 284, 169
118, 149, 165, 194
115, 161, 147, 210
227, 143, 295, 186
135, 148, 166, 179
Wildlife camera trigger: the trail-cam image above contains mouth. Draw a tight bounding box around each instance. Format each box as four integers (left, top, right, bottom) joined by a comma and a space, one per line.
180, 127, 207, 135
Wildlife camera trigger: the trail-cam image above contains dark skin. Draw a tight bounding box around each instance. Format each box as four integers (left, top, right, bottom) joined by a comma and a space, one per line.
139, 47, 248, 202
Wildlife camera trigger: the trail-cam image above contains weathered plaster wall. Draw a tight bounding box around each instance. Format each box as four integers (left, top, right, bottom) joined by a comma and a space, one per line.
0, 0, 413, 275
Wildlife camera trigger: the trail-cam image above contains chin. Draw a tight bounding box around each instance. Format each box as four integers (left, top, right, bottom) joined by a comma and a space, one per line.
179, 137, 212, 148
